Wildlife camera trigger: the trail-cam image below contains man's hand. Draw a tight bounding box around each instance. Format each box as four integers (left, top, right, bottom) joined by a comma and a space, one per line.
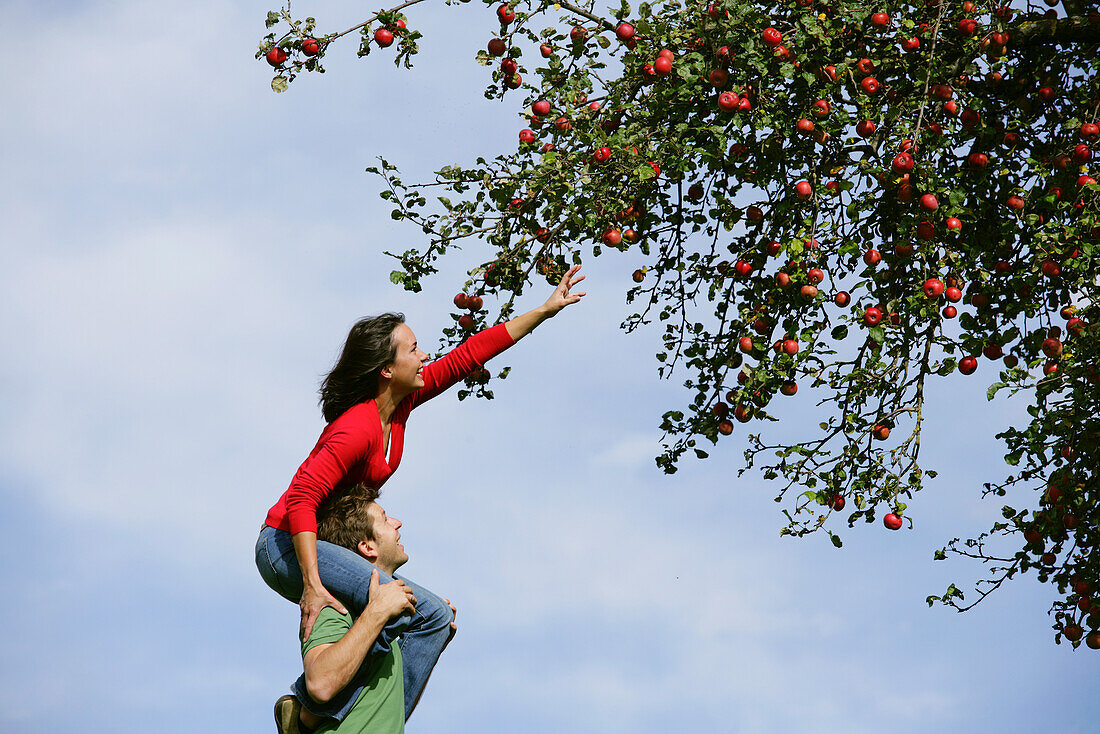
366, 569, 417, 622
442, 597, 458, 647
541, 265, 586, 316
300, 583, 348, 642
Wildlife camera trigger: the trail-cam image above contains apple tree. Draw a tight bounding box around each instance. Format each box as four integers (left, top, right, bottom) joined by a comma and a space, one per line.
258, 0, 1100, 647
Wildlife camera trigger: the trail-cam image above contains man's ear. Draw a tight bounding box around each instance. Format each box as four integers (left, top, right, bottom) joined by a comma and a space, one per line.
358, 539, 379, 563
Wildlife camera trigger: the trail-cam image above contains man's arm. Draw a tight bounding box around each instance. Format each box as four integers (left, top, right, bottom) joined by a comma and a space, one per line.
303, 570, 416, 704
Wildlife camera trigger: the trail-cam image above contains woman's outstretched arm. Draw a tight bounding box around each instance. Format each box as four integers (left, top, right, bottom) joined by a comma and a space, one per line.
505, 265, 586, 342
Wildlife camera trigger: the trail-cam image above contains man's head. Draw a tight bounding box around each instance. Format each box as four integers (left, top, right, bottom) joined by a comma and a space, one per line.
317, 484, 409, 576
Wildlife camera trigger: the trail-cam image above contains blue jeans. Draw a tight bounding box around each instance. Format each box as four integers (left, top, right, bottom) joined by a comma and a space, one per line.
255, 525, 454, 722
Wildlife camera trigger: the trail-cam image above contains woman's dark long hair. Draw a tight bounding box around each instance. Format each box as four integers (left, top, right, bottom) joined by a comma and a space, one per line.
319, 313, 405, 423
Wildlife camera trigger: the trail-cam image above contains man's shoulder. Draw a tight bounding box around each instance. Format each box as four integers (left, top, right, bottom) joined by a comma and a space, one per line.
302, 606, 354, 656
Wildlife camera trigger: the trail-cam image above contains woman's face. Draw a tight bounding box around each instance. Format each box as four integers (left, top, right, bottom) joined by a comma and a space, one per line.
383, 323, 429, 393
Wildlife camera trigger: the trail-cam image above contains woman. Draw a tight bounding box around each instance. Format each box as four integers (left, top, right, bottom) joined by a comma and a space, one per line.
256, 265, 585, 724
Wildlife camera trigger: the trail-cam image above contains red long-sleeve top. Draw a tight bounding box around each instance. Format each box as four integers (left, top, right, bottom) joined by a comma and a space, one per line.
265, 323, 515, 535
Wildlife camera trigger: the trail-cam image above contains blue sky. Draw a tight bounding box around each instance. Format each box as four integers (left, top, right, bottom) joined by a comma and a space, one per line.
1, 1, 1096, 732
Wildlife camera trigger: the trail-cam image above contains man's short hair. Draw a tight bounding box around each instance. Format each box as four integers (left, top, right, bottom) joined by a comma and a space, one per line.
317, 484, 381, 551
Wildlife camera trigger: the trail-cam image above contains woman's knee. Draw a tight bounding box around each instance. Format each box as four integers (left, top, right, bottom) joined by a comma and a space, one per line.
410, 586, 454, 629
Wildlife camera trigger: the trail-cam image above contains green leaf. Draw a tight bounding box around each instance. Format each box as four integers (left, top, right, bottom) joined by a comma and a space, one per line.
986, 382, 1006, 401
271, 76, 289, 93
389, 270, 405, 285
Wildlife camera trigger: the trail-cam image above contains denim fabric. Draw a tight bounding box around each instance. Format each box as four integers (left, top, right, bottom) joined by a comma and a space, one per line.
255, 525, 453, 722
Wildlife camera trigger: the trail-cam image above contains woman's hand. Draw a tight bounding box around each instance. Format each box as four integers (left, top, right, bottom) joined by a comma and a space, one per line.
300, 582, 349, 642
541, 265, 586, 316
506, 265, 586, 342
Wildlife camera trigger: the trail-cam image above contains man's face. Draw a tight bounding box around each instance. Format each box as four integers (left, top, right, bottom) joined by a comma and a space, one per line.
362, 502, 409, 576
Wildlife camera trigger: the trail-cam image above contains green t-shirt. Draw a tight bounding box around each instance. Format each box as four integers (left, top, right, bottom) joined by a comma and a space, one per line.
302, 606, 404, 734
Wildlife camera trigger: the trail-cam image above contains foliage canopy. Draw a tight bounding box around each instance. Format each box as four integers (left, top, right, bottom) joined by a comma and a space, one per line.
259, 0, 1100, 647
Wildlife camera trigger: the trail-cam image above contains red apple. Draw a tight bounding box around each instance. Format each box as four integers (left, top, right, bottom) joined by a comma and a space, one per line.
616, 22, 635, 42
864, 249, 881, 266
870, 12, 890, 27
942, 305, 957, 318
864, 306, 883, 325
497, 3, 516, 24
487, 37, 508, 56
266, 47, 288, 66
835, 291, 851, 306
454, 293, 469, 309
892, 152, 914, 173
920, 194, 939, 211
718, 91, 739, 111
856, 120, 876, 138
795, 180, 813, 199
458, 314, 475, 330
762, 27, 783, 47
958, 356, 978, 374
923, 278, 945, 298
883, 513, 903, 530
374, 28, 395, 47
967, 152, 989, 169
301, 38, 321, 56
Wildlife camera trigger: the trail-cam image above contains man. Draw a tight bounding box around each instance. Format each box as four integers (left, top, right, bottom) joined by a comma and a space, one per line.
275, 484, 456, 734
